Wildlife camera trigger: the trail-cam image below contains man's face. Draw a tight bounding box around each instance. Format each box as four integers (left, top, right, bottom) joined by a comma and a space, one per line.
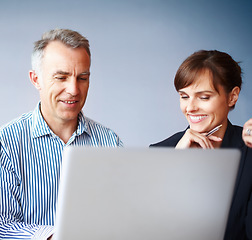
33, 41, 90, 127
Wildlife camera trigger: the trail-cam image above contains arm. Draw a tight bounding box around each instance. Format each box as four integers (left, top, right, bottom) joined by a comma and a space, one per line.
0, 142, 54, 239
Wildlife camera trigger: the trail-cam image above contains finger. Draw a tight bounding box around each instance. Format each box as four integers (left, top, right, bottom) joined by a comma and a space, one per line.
189, 132, 214, 149
243, 128, 252, 137
175, 130, 206, 149
243, 119, 252, 129
196, 137, 214, 149
246, 142, 252, 148
207, 135, 222, 142
243, 135, 252, 145
244, 139, 252, 148
177, 129, 215, 149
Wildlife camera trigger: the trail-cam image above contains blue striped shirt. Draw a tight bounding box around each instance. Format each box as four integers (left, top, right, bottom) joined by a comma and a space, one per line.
0, 103, 123, 239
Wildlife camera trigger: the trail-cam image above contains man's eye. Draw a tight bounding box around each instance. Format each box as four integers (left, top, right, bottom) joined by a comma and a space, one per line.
78, 76, 88, 81
54, 76, 66, 80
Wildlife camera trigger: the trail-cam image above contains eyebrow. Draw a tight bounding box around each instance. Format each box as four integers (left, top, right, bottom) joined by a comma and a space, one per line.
53, 71, 90, 76
178, 90, 214, 95
79, 71, 90, 76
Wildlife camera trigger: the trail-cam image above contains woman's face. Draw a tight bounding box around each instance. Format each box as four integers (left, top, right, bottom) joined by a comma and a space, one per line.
178, 70, 235, 135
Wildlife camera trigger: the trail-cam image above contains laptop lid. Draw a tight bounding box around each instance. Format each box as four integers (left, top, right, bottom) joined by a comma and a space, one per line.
54, 147, 240, 240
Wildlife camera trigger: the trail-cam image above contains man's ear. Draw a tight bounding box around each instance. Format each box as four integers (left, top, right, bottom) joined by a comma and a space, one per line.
228, 86, 240, 108
29, 70, 41, 90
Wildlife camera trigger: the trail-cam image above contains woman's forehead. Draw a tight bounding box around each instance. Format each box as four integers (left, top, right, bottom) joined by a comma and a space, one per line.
189, 70, 215, 88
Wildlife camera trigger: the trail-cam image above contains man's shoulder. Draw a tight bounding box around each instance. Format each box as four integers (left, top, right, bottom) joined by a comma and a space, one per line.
0, 112, 33, 137
84, 116, 118, 135
81, 115, 123, 147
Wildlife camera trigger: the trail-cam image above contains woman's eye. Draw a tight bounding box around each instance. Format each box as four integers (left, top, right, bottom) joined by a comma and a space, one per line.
200, 96, 210, 100
180, 95, 188, 99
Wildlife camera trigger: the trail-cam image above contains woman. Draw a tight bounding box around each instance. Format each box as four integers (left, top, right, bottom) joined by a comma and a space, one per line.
151, 50, 252, 239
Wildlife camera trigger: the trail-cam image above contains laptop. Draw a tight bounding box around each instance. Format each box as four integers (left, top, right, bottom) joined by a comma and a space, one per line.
54, 147, 240, 240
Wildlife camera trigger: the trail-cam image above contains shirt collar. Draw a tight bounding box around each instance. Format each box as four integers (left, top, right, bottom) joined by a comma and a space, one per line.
32, 103, 52, 138
31, 102, 92, 139
76, 111, 92, 137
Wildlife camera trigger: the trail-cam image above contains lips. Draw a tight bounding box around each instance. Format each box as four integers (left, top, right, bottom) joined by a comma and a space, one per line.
62, 100, 78, 104
188, 114, 208, 123
59, 99, 79, 104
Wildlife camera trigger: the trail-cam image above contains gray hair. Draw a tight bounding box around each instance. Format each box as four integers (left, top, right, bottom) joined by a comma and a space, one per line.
31, 29, 91, 74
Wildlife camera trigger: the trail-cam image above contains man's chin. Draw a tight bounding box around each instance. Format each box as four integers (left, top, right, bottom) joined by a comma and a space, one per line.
59, 112, 80, 122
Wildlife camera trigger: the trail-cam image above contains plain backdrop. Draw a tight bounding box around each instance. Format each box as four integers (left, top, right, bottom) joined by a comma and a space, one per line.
0, 0, 251, 147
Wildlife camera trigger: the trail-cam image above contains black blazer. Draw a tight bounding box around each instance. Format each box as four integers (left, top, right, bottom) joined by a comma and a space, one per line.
150, 120, 252, 240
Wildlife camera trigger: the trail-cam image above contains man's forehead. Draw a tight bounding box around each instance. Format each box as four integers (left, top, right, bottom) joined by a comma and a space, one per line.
41, 41, 90, 71
43, 40, 89, 57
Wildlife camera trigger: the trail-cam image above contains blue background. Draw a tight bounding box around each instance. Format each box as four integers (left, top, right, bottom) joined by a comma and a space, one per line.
0, 0, 251, 146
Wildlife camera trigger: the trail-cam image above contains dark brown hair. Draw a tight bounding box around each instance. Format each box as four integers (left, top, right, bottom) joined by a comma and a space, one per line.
174, 50, 242, 95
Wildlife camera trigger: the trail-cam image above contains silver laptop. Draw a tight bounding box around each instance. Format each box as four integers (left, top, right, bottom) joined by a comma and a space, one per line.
54, 147, 240, 240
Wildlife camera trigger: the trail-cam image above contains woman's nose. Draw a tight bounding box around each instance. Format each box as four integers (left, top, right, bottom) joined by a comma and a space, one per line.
186, 98, 198, 112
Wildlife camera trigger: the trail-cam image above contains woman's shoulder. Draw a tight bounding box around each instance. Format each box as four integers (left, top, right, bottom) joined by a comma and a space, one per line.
222, 121, 243, 148
150, 130, 186, 147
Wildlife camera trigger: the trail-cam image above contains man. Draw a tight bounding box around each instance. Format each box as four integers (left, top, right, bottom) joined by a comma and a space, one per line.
0, 29, 123, 239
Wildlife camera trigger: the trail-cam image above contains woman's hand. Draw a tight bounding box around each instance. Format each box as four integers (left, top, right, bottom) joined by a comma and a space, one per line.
175, 128, 222, 149
243, 118, 252, 148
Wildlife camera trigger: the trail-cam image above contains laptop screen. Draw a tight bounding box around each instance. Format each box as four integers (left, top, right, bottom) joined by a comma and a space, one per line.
54, 147, 240, 240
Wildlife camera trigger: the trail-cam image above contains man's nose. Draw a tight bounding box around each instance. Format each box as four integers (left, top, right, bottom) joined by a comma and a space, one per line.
65, 78, 79, 96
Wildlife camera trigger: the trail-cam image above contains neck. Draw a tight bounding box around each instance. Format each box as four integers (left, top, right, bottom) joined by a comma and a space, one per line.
39, 109, 78, 144
51, 121, 78, 144
212, 140, 223, 149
